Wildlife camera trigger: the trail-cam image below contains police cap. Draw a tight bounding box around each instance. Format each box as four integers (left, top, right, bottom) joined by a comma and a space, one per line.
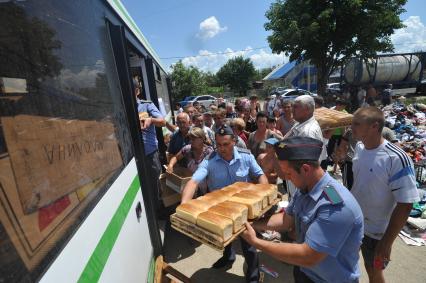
215, 124, 234, 136
274, 136, 323, 161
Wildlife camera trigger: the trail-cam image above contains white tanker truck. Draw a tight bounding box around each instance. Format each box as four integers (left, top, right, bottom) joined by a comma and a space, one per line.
343, 52, 426, 96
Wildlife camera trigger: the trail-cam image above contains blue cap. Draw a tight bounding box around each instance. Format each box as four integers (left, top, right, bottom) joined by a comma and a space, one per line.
215, 125, 234, 136
274, 136, 323, 161
264, 137, 279, 145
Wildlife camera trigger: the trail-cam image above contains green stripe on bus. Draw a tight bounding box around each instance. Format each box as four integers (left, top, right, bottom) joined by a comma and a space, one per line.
78, 175, 140, 283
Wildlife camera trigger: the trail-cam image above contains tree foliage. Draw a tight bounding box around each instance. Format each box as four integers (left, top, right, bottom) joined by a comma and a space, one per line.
0, 2, 62, 91
216, 56, 256, 95
265, 0, 407, 94
170, 61, 207, 101
255, 67, 274, 81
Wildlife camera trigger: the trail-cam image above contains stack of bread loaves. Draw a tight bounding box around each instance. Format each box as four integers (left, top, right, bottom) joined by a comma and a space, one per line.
314, 107, 353, 130
175, 182, 278, 241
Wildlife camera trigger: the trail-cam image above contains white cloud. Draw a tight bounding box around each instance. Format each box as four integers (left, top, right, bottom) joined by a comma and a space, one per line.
391, 16, 426, 52
56, 60, 105, 90
196, 16, 227, 40
179, 47, 287, 73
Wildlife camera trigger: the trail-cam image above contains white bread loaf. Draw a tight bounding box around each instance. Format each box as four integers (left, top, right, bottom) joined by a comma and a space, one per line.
208, 205, 244, 233
187, 199, 214, 210
231, 182, 253, 189
196, 211, 233, 241
249, 184, 278, 204
206, 189, 234, 199
217, 201, 248, 223
229, 193, 262, 219
175, 203, 205, 224
198, 195, 222, 205
222, 186, 244, 195
237, 190, 268, 209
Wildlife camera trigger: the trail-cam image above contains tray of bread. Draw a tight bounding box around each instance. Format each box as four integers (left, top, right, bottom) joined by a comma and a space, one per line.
171, 182, 280, 251
314, 107, 353, 130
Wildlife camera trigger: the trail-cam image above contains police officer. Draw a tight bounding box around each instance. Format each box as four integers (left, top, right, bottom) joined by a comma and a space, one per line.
241, 136, 364, 283
181, 125, 268, 283
136, 92, 166, 215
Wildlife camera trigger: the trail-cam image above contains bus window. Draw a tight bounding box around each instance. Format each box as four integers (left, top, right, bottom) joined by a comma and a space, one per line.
0, 1, 133, 281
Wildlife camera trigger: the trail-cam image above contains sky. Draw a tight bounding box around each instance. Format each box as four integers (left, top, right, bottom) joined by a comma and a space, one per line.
121, 0, 426, 73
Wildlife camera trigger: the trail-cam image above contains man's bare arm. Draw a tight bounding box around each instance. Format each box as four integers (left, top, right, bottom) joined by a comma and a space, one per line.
181, 179, 199, 203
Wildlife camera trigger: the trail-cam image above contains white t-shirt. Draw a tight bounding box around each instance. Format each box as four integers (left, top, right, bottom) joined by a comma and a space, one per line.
285, 116, 327, 161
284, 116, 327, 198
351, 140, 419, 240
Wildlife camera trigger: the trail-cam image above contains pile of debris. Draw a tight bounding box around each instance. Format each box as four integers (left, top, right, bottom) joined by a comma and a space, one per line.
382, 102, 426, 186
383, 102, 426, 161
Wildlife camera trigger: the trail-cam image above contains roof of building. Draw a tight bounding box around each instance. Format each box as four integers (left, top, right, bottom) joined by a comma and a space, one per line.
263, 61, 296, 80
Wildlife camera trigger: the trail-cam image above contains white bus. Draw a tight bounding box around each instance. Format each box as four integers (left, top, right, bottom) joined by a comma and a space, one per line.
0, 0, 171, 282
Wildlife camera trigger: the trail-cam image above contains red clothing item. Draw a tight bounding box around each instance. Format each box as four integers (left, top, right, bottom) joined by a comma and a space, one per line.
239, 132, 248, 145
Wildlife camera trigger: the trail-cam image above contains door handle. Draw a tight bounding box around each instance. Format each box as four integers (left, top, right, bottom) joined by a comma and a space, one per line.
135, 201, 142, 222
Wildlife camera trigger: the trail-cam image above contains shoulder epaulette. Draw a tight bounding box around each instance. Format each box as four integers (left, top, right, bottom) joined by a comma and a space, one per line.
236, 147, 251, 154
206, 151, 217, 160
323, 185, 343, 205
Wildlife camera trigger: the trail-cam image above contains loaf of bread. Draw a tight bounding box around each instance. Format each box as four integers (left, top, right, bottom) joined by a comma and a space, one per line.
175, 203, 205, 224
237, 190, 268, 208
221, 186, 243, 196
229, 194, 262, 219
198, 194, 227, 205
217, 201, 248, 223
208, 205, 245, 233
207, 189, 235, 199
245, 184, 278, 204
196, 211, 233, 240
259, 184, 278, 204
187, 199, 214, 210
232, 182, 253, 189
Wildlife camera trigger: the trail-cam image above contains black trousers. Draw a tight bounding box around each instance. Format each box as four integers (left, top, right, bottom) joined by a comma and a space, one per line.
224, 238, 259, 283
342, 161, 353, 190
145, 150, 162, 212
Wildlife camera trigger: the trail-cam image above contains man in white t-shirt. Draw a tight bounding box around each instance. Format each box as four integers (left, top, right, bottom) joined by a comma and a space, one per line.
351, 107, 419, 283
284, 95, 327, 197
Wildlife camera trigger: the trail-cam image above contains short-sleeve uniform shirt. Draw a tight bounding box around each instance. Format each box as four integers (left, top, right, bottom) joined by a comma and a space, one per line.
137, 100, 163, 156
351, 140, 419, 239
286, 173, 364, 283
192, 147, 264, 191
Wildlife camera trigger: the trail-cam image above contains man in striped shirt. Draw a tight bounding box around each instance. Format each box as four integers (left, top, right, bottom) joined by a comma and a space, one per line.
351, 107, 419, 283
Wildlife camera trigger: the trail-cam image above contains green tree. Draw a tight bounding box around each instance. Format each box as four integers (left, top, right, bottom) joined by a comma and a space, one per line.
255, 67, 274, 81
170, 61, 207, 101
265, 0, 407, 95
203, 71, 220, 87
216, 56, 256, 95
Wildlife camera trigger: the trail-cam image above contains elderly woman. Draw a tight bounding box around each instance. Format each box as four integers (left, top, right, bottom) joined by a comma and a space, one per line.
230, 118, 248, 145
248, 112, 282, 158
167, 127, 213, 175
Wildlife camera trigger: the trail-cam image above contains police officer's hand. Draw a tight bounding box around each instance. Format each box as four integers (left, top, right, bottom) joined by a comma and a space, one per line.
241, 222, 258, 245
140, 117, 152, 130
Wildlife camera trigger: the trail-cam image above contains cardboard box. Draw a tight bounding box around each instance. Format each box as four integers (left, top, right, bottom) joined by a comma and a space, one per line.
165, 167, 192, 193
159, 174, 180, 207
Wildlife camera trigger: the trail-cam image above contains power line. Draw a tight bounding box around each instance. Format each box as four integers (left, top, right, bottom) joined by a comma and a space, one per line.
160, 46, 271, 60
160, 41, 426, 60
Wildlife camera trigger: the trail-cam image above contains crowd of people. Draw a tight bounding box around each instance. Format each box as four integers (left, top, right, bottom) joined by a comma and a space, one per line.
137, 87, 420, 283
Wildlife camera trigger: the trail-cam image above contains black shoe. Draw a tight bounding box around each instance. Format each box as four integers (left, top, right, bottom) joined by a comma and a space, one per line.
212, 256, 235, 269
